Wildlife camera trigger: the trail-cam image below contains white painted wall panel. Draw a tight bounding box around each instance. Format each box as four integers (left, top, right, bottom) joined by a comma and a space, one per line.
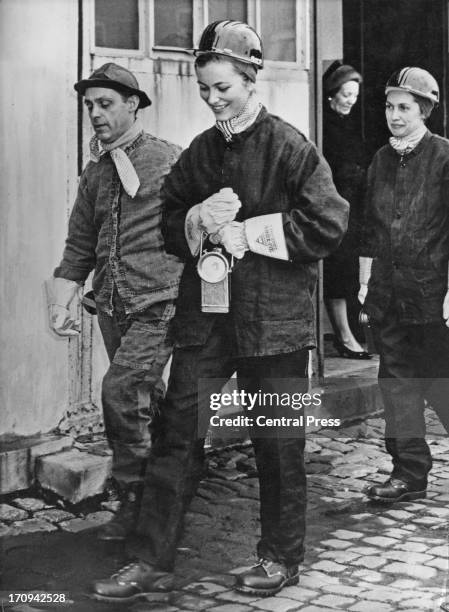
0, 0, 78, 435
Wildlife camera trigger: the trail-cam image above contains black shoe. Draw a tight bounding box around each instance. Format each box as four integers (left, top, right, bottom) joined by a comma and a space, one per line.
365, 478, 426, 503
234, 559, 299, 597
333, 337, 372, 360
97, 482, 142, 541
91, 561, 173, 602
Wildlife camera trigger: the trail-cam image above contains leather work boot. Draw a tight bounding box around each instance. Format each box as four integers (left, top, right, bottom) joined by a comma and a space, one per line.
365, 477, 426, 503
92, 561, 174, 602
97, 482, 142, 541
234, 559, 299, 597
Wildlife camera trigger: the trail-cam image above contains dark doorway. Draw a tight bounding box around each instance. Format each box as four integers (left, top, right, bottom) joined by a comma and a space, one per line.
343, 0, 447, 160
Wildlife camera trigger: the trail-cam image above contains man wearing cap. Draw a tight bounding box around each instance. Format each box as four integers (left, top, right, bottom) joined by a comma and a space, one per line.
47, 63, 183, 540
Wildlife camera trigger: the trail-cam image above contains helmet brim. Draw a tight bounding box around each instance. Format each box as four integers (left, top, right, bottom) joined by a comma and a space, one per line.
385, 85, 438, 105
193, 49, 263, 68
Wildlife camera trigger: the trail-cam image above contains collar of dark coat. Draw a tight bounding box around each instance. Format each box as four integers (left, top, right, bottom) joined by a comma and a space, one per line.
387, 129, 431, 160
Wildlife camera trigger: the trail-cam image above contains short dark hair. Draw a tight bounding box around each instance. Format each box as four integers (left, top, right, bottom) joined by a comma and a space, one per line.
194, 51, 220, 69
115, 90, 139, 117
412, 94, 434, 119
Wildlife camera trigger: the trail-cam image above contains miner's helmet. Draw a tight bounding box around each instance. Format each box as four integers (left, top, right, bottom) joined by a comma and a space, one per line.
385, 67, 439, 105
194, 20, 263, 69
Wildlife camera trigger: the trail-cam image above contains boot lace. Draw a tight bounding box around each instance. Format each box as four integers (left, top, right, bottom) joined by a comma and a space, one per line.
112, 562, 140, 581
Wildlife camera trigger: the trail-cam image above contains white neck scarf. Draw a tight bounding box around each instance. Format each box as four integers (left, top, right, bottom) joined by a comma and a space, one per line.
90, 119, 143, 198
215, 94, 262, 142
389, 124, 427, 155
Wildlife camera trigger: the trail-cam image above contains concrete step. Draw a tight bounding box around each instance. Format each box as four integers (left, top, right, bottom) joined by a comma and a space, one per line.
35, 448, 112, 504
0, 434, 72, 495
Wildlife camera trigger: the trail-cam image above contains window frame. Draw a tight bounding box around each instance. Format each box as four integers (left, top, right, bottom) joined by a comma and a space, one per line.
204, 0, 251, 27
90, 0, 309, 74
90, 0, 146, 58
255, 0, 309, 69
148, 0, 203, 60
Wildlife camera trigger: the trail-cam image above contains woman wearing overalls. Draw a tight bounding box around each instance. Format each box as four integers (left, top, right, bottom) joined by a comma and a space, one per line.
93, 20, 348, 602
360, 67, 449, 504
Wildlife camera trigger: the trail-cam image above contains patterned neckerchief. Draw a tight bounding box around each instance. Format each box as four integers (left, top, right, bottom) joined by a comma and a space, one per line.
389, 125, 427, 155
215, 94, 262, 142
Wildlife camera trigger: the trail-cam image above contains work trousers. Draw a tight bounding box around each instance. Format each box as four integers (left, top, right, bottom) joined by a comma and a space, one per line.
97, 297, 175, 486
128, 320, 309, 571
374, 304, 449, 485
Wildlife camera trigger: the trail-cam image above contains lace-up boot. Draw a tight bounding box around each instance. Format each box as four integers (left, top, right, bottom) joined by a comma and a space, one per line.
365, 477, 426, 503
92, 561, 173, 602
235, 558, 299, 596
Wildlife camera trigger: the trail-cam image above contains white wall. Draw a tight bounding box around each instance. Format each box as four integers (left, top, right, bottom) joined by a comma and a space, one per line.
0, 0, 79, 436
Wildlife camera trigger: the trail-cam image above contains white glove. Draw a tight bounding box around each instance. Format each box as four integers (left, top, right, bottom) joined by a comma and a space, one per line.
243, 213, 289, 260
358, 257, 373, 305
443, 290, 449, 327
358, 284, 368, 305
218, 222, 248, 260
198, 188, 241, 234
46, 277, 81, 336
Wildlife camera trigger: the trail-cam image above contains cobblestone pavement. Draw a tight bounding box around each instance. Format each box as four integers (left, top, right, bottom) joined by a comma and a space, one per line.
1, 415, 448, 612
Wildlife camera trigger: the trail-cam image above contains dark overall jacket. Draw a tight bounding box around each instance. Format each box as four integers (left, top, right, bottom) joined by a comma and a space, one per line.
55, 132, 183, 314
162, 108, 349, 357
362, 131, 449, 324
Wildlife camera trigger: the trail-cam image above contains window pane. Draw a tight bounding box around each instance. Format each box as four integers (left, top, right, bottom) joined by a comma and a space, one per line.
208, 0, 247, 22
261, 0, 296, 61
154, 0, 193, 47
95, 0, 139, 49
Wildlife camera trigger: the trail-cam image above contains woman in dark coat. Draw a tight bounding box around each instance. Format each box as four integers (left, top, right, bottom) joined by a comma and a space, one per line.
91, 21, 349, 602
359, 67, 449, 505
323, 61, 371, 358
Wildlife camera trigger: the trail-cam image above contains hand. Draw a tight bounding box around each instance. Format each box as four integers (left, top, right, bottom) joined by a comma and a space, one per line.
49, 304, 81, 336
443, 291, 449, 327
199, 188, 241, 234
218, 221, 248, 259
358, 283, 368, 305
45, 277, 81, 336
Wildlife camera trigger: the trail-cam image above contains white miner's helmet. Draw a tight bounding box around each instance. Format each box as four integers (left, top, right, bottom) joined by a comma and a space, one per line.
385, 67, 439, 105
195, 20, 263, 69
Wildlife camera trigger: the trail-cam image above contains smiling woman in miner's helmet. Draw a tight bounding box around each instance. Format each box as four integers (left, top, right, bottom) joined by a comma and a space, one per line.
92, 20, 348, 603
